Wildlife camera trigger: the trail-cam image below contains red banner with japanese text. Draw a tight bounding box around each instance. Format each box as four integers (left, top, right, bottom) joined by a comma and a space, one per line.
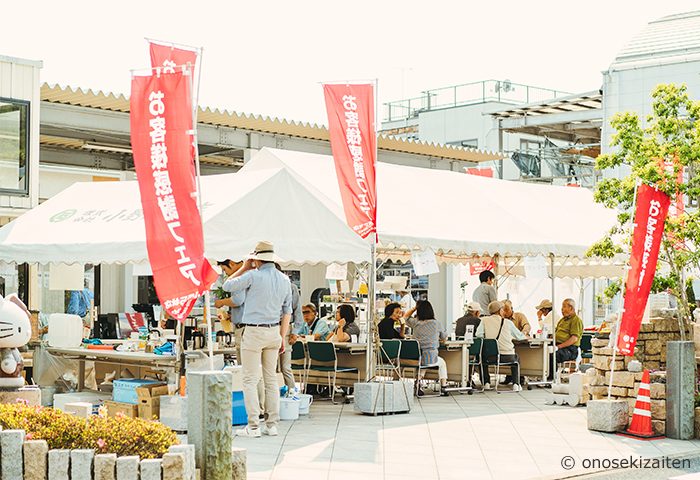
617, 184, 671, 355
323, 84, 377, 239
130, 71, 217, 321
149, 42, 198, 72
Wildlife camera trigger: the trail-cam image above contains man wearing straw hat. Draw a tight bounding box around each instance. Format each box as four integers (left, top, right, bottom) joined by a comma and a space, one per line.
224, 241, 292, 438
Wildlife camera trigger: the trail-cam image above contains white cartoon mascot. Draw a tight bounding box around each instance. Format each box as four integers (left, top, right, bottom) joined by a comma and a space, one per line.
0, 294, 31, 388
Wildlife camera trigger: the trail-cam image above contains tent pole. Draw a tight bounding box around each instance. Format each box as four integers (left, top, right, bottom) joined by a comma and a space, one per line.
550, 253, 556, 384
366, 241, 377, 380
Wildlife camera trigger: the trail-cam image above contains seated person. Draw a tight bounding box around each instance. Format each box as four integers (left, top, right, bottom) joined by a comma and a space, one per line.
379, 302, 406, 339
535, 299, 554, 333
455, 302, 481, 337
293, 303, 330, 341
404, 301, 449, 396
555, 298, 583, 364
501, 299, 530, 335
476, 300, 526, 391
330, 304, 360, 342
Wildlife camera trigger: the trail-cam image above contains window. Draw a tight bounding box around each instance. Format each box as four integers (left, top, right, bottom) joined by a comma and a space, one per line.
519, 139, 541, 155
0, 97, 30, 194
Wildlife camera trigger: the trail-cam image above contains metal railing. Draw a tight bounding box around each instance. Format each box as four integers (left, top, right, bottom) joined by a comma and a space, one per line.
383, 80, 570, 122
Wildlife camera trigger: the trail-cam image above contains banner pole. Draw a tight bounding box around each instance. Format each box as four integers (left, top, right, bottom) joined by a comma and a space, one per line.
185, 49, 214, 371
366, 78, 380, 381
608, 180, 640, 398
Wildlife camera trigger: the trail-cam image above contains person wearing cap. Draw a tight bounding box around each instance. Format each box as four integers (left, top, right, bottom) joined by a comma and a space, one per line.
455, 302, 481, 338
535, 299, 554, 332
223, 241, 292, 438
472, 270, 497, 315
501, 299, 531, 335
555, 298, 583, 364
476, 300, 526, 391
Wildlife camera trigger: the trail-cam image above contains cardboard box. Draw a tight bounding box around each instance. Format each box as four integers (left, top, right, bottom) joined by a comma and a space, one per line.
105, 400, 138, 418
136, 384, 168, 420
113, 379, 165, 404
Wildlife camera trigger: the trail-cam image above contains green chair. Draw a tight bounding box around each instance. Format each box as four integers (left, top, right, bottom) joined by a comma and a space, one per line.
399, 339, 440, 396
376, 340, 402, 378
291, 340, 307, 390
305, 341, 359, 404
468, 337, 484, 392
580, 333, 593, 361
482, 338, 520, 394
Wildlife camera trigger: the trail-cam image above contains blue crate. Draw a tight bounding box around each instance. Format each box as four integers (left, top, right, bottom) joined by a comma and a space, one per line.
112, 379, 162, 404
232, 391, 247, 426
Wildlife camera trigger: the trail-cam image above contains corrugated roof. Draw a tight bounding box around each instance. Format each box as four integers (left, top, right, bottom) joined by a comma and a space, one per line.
41, 83, 502, 163
489, 91, 602, 118
612, 10, 700, 68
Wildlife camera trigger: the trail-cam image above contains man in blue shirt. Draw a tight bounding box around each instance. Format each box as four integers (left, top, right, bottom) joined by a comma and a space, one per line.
291, 303, 331, 341
223, 241, 292, 438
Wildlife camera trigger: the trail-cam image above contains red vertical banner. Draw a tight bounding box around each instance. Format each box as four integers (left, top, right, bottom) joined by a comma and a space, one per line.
617, 184, 671, 355
149, 42, 198, 72
323, 84, 377, 239
130, 71, 217, 321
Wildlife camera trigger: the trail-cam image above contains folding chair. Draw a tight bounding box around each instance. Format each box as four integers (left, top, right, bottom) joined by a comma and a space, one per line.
376, 339, 402, 380
290, 340, 307, 391
482, 338, 521, 394
399, 339, 440, 397
580, 334, 593, 363
468, 337, 485, 392
305, 341, 359, 404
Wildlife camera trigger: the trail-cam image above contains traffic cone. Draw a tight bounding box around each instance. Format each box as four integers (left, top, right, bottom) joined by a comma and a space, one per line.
617, 369, 663, 440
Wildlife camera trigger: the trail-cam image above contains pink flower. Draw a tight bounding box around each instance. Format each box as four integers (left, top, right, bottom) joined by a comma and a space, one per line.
97, 438, 106, 449
25, 433, 33, 440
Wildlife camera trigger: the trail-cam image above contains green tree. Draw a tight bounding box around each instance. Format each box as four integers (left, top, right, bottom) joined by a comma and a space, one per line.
589, 84, 700, 338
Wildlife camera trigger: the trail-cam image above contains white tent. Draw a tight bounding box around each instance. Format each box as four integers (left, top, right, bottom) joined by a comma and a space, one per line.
241, 148, 618, 261
0, 166, 370, 265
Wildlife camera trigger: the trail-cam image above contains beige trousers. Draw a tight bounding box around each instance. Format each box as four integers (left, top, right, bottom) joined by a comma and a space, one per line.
235, 326, 264, 410
241, 326, 282, 428
278, 334, 296, 391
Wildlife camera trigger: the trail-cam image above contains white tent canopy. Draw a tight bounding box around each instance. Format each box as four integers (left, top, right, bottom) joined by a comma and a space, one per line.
0, 167, 370, 265
241, 148, 618, 261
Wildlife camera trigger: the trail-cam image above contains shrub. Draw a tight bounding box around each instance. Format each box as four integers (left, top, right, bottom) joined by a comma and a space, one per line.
0, 403, 177, 459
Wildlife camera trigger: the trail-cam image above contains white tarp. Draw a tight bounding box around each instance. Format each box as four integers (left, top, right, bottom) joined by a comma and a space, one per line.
0, 167, 370, 265
241, 148, 618, 260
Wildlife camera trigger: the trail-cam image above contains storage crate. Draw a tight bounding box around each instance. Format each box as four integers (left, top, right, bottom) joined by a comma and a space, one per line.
112, 379, 164, 404
232, 391, 247, 426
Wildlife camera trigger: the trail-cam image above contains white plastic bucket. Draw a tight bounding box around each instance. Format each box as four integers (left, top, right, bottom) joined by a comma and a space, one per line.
298, 394, 313, 415
279, 397, 300, 421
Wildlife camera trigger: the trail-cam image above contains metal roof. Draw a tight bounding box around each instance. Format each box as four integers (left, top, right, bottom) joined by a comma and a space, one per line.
612, 10, 700, 68
41, 83, 503, 163
488, 91, 602, 119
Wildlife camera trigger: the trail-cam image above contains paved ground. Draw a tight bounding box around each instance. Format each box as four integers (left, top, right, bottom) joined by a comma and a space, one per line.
232, 388, 700, 480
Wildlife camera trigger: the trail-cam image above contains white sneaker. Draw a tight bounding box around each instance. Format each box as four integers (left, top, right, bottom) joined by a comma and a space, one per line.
235, 426, 261, 438
261, 425, 278, 436
482, 383, 492, 390
512, 384, 523, 392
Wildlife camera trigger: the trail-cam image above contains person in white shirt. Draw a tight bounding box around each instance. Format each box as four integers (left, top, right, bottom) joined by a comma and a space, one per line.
476, 300, 526, 391
398, 290, 415, 311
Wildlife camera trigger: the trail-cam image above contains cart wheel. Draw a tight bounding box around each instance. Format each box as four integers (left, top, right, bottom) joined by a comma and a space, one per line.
467, 390, 473, 395
527, 385, 533, 391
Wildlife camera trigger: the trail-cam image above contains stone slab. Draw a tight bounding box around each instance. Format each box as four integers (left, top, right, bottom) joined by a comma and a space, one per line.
587, 399, 629, 433
231, 447, 246, 480
24, 439, 49, 480
70, 449, 95, 480
162, 452, 186, 480
95, 453, 117, 480
0, 387, 42, 406
1, 428, 24, 479
604, 371, 635, 388
651, 399, 666, 420
48, 449, 71, 480
116, 455, 140, 480
140, 458, 163, 480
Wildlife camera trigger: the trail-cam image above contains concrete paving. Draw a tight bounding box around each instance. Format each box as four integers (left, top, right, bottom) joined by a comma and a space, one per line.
231, 389, 700, 480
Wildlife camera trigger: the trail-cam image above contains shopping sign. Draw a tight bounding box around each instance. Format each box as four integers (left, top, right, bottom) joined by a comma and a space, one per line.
323, 84, 377, 239
149, 41, 198, 72
617, 184, 671, 355
130, 70, 217, 321
470, 259, 495, 276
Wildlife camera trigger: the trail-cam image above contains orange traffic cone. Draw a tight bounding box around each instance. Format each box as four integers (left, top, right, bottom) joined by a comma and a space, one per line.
618, 369, 663, 440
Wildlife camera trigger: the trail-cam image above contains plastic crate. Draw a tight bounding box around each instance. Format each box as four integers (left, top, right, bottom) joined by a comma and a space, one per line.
112, 379, 162, 404
232, 391, 247, 426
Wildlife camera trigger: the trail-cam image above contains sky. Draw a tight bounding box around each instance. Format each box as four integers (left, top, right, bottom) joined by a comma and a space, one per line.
3, 1, 700, 126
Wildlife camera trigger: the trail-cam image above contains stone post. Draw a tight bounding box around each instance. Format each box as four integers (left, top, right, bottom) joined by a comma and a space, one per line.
70, 449, 95, 480
231, 447, 247, 480
187, 370, 233, 480
48, 449, 70, 480
95, 453, 117, 480
116, 455, 140, 480
24, 439, 49, 480
666, 340, 695, 439
140, 458, 163, 480
162, 452, 186, 480
1, 429, 24, 479
168, 444, 195, 480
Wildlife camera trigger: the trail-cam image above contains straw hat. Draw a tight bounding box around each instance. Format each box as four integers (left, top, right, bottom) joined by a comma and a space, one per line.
535, 299, 553, 310
248, 240, 278, 262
